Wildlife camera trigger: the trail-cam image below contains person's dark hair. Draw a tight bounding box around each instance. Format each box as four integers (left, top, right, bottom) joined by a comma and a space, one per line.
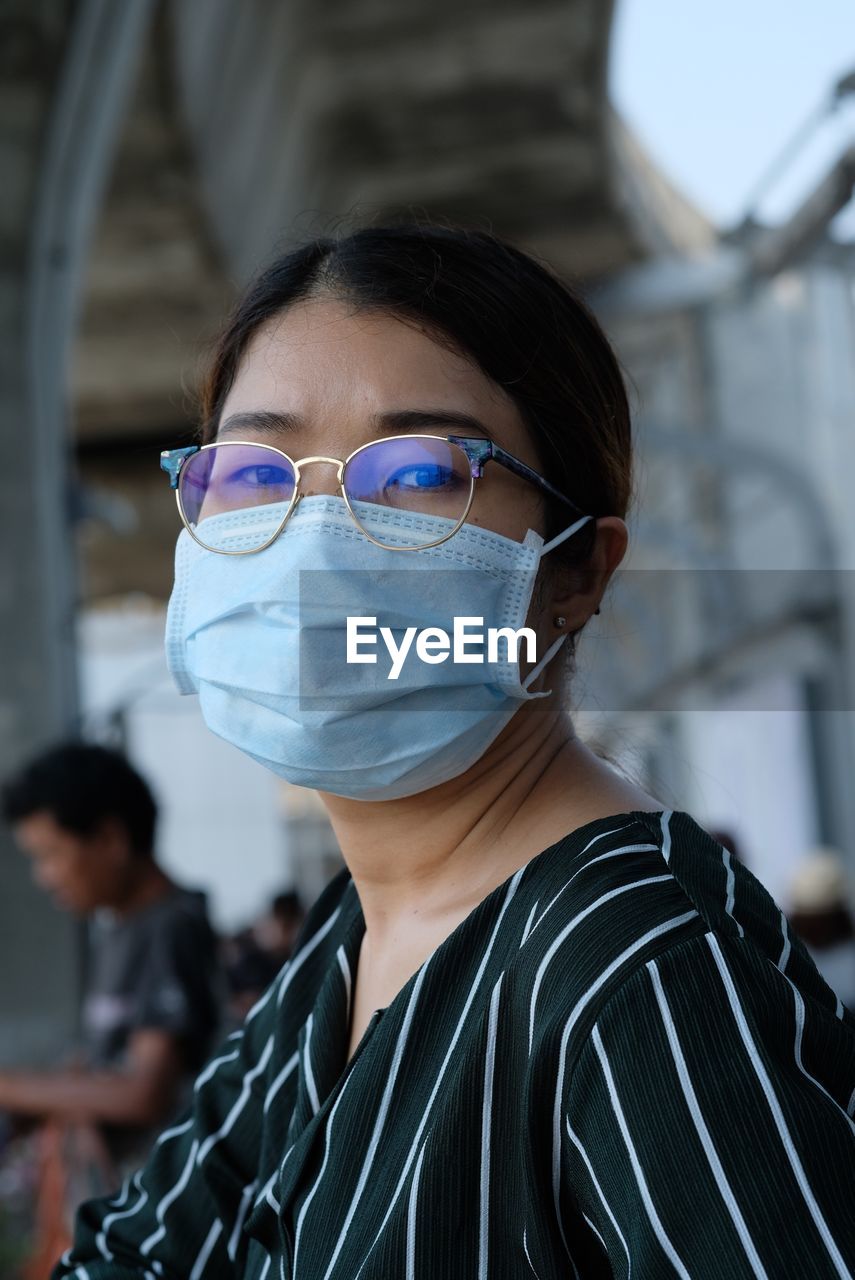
1, 741, 158, 859
223, 935, 282, 996
271, 889, 304, 922
199, 222, 634, 654
788, 906, 855, 949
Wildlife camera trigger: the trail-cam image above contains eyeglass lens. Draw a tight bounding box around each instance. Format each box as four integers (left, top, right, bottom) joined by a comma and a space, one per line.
180, 438, 474, 551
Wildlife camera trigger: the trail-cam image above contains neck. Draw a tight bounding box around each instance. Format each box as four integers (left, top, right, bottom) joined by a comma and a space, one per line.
111, 859, 174, 920
320, 698, 647, 954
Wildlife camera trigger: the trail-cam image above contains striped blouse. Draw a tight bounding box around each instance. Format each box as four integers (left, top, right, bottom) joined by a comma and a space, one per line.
54, 808, 855, 1279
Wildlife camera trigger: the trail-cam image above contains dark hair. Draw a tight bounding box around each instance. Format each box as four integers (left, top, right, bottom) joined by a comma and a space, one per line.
223, 938, 282, 996
271, 889, 304, 922
200, 223, 634, 645
1, 741, 158, 859
788, 906, 855, 949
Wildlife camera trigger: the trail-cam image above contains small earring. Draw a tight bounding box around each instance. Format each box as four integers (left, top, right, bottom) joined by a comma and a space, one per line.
553, 615, 566, 628
594, 606, 601, 615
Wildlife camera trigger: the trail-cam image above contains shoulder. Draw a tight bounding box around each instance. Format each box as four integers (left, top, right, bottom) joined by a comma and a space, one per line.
634, 809, 850, 1020
135, 885, 217, 955
548, 806, 846, 1006
519, 808, 854, 1070
557, 912, 855, 1277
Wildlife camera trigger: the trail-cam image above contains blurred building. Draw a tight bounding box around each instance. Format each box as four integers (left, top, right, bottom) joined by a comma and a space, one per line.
1, 0, 853, 1060
585, 187, 855, 902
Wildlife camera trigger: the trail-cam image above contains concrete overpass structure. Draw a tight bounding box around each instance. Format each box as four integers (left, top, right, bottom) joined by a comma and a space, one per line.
74, 0, 712, 601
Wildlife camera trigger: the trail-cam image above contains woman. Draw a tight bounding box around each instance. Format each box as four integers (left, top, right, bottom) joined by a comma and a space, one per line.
55, 226, 855, 1279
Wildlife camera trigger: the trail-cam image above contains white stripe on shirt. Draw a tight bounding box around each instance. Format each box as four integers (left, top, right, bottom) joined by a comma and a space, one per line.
292, 1061, 361, 1277
526, 839, 656, 940
352, 871, 526, 1280
228, 1181, 258, 1261
263, 1049, 300, 1115
591, 1022, 693, 1279
529, 874, 676, 1051
551, 910, 700, 1261
519, 900, 539, 948
322, 961, 432, 1280
303, 1013, 321, 1115
140, 1139, 201, 1256
706, 932, 852, 1279
479, 973, 505, 1280
196, 1035, 275, 1166
406, 1141, 428, 1280
564, 1116, 632, 1278
776, 964, 855, 1138
195, 1032, 243, 1092
646, 953, 770, 1278
277, 906, 344, 1010
96, 1169, 149, 1261
778, 910, 792, 973
722, 849, 745, 938
337, 944, 352, 1018
189, 1220, 223, 1280
522, 1224, 545, 1279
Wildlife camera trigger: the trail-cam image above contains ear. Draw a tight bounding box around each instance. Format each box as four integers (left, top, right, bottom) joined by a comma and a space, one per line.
549, 517, 628, 629
94, 814, 133, 860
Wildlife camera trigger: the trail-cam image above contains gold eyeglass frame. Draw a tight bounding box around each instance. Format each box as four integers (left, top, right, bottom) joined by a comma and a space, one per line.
160, 432, 589, 556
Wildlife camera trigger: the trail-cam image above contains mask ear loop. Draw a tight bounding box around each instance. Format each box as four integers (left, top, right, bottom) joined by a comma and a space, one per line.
540, 513, 594, 557
521, 631, 567, 692
521, 513, 597, 694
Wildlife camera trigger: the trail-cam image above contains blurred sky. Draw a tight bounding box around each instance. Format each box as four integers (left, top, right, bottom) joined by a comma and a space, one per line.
610, 0, 855, 236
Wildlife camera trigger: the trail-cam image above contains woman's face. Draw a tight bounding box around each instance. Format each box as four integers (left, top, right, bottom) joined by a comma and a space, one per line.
215, 296, 549, 546
215, 295, 586, 686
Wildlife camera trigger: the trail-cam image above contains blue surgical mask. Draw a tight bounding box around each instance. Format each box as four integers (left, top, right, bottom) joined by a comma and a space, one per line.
164, 495, 593, 800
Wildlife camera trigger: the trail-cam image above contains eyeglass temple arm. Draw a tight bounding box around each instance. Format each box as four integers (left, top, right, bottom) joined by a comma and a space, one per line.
448, 435, 586, 513
160, 445, 200, 490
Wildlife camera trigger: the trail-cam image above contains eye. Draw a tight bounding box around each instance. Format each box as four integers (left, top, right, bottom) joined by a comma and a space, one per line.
224, 464, 292, 489
385, 464, 461, 491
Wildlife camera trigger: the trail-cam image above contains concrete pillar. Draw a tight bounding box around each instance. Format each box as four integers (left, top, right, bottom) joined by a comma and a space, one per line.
0, 0, 153, 1065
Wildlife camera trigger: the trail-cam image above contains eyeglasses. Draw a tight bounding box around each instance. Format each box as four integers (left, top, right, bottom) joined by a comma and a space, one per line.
159, 433, 590, 554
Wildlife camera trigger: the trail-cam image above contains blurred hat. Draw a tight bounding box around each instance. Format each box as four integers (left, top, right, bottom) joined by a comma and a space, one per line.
788, 848, 851, 912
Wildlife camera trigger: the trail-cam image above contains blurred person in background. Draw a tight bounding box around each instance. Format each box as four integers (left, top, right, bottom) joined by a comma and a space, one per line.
220, 927, 281, 1026
252, 888, 305, 968
0, 742, 222, 1178
222, 891, 306, 1025
787, 848, 855, 1013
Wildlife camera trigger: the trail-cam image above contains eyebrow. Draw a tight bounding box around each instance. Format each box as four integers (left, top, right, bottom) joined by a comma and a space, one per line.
215, 408, 494, 439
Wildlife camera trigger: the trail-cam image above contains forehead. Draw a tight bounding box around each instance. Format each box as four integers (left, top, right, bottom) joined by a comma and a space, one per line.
13, 810, 75, 853
219, 298, 522, 436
